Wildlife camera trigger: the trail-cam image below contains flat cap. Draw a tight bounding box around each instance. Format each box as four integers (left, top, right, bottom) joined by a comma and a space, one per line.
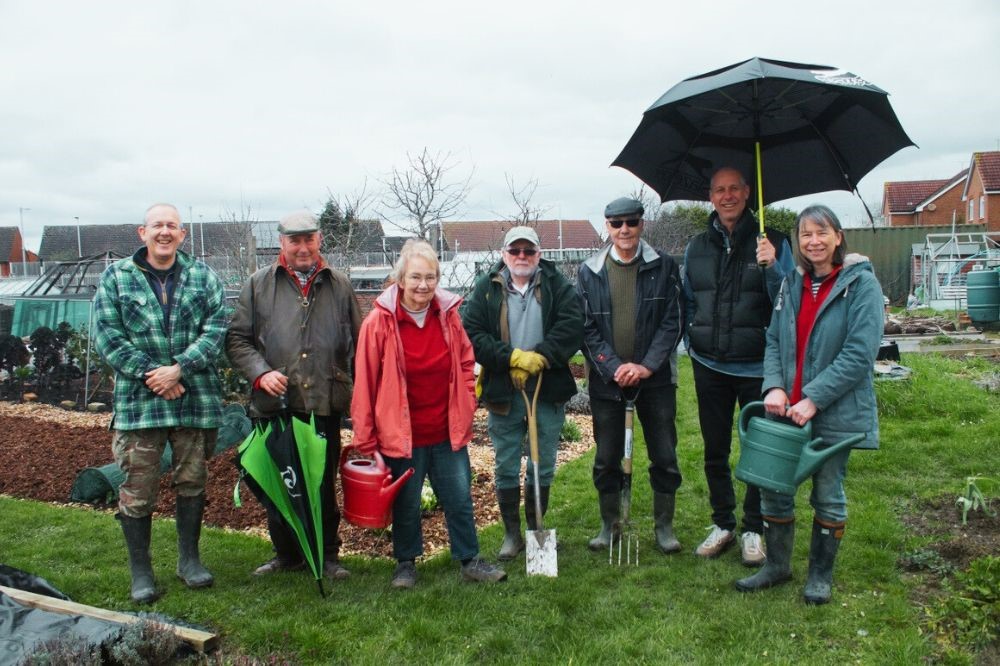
503, 225, 540, 248
604, 197, 644, 218
278, 211, 320, 235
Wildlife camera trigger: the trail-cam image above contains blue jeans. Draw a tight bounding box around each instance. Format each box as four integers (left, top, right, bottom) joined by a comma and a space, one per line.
385, 443, 479, 562
760, 448, 851, 523
488, 398, 564, 490
591, 385, 681, 495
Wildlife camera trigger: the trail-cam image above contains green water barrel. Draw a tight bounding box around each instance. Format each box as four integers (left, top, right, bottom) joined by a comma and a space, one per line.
967, 269, 1000, 323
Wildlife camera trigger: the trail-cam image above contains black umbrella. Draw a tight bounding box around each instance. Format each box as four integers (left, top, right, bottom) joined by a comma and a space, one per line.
612, 57, 915, 229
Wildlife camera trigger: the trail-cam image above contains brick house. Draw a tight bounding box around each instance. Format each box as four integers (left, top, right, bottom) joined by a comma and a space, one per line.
882, 170, 967, 227
960, 151, 1000, 232
0, 227, 38, 277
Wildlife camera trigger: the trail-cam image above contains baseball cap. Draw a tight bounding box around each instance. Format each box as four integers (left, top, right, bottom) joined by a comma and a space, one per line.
503, 226, 540, 248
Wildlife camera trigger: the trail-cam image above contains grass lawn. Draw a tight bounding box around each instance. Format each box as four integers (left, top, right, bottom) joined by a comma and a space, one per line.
2, 353, 997, 664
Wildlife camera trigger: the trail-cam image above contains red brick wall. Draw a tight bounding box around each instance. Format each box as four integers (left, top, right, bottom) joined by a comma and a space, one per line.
915, 180, 966, 226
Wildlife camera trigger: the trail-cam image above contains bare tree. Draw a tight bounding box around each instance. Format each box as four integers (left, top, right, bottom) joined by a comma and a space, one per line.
216, 202, 259, 287
642, 202, 710, 256
319, 179, 380, 275
379, 148, 473, 241
504, 174, 549, 226
629, 184, 664, 224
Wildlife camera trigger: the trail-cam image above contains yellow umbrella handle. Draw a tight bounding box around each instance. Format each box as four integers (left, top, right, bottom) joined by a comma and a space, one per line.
755, 141, 766, 234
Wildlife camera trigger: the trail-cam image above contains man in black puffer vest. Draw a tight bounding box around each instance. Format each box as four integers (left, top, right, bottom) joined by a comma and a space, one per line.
682, 167, 793, 566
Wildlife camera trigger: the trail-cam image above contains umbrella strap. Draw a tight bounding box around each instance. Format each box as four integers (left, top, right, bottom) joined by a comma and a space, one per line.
233, 470, 246, 508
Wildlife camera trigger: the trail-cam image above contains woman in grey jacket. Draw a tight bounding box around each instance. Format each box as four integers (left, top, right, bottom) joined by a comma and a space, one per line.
735, 204, 884, 605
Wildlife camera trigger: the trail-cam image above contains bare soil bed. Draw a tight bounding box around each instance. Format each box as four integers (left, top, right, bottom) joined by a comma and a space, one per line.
0, 401, 593, 559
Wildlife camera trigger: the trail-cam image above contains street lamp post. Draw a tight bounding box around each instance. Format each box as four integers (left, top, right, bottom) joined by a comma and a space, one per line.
19, 207, 31, 268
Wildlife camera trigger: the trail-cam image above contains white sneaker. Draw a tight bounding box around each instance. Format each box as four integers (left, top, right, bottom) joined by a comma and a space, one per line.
694, 524, 734, 558
740, 531, 766, 567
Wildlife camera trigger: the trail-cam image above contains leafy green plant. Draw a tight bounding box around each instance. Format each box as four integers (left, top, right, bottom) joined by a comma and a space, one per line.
65, 324, 114, 403
560, 418, 582, 442
420, 480, 438, 511
899, 548, 956, 576
926, 556, 1000, 651
928, 334, 959, 346
956, 476, 996, 525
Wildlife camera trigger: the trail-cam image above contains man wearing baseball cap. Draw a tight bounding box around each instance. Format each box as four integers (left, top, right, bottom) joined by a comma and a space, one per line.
577, 197, 684, 555
227, 210, 362, 580
463, 225, 582, 561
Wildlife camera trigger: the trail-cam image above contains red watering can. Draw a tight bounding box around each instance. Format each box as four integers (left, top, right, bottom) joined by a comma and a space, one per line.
340, 445, 414, 529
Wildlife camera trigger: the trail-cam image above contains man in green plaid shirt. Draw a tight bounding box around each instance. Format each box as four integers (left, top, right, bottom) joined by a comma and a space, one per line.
94, 203, 226, 604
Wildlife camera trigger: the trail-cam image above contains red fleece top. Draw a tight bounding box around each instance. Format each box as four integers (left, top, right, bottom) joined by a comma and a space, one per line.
397, 299, 451, 447
791, 266, 842, 403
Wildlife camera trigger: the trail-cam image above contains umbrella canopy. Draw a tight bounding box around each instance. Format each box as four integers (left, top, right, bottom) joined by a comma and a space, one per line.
236, 415, 327, 594
612, 57, 915, 210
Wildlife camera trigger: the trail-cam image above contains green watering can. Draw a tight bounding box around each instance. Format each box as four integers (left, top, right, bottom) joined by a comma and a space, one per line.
735, 402, 865, 495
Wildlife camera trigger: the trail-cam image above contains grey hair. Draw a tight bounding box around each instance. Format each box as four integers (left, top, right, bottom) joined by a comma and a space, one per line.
794, 204, 847, 271
391, 239, 440, 283
709, 166, 748, 190
143, 203, 183, 227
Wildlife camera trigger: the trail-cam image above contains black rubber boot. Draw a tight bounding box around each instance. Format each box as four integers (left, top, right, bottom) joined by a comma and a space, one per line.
175, 495, 214, 589
735, 516, 794, 592
117, 513, 158, 604
803, 518, 844, 605
653, 492, 681, 554
524, 485, 550, 531
496, 487, 524, 561
588, 492, 620, 551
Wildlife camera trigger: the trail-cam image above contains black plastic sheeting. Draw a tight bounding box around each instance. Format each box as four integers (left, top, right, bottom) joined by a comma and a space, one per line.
0, 565, 120, 666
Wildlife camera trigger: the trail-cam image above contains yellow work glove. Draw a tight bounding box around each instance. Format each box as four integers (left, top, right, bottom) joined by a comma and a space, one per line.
475, 371, 484, 399
510, 367, 530, 390
510, 348, 549, 375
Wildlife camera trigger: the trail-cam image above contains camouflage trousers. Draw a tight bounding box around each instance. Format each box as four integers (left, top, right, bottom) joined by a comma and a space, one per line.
112, 427, 217, 518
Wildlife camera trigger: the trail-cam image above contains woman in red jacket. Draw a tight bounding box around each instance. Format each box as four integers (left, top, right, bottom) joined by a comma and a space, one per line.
351, 239, 507, 589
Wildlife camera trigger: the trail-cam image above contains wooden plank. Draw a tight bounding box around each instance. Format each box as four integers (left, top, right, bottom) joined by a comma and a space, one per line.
0, 585, 218, 652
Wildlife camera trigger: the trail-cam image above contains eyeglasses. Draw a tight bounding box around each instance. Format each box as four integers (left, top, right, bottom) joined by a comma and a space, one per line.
505, 248, 538, 257
405, 274, 438, 285
607, 218, 641, 229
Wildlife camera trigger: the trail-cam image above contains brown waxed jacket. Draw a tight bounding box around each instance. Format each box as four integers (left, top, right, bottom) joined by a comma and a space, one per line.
226, 260, 362, 418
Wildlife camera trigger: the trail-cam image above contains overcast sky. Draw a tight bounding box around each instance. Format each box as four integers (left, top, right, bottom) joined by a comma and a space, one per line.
2, 0, 998, 252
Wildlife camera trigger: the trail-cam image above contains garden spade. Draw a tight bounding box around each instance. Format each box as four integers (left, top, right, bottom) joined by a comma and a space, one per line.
611, 389, 639, 566
522, 376, 557, 577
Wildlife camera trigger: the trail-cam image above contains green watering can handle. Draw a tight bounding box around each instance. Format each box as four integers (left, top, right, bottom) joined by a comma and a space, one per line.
738, 400, 812, 440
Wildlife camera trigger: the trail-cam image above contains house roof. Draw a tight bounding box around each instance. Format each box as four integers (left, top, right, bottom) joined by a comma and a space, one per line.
441, 219, 600, 252
965, 151, 1000, 196
39, 222, 260, 261
252, 219, 387, 253
884, 177, 959, 214
0, 227, 17, 260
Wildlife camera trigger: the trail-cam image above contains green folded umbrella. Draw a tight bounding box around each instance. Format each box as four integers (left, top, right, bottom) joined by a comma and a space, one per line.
235, 414, 328, 595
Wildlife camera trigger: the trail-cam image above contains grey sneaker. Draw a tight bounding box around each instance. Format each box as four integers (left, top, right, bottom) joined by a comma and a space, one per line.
461, 558, 507, 583
391, 561, 417, 589
694, 524, 735, 558
740, 531, 767, 567
324, 559, 351, 580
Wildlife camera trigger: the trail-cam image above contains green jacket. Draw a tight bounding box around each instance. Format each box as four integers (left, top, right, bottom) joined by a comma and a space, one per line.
462, 258, 582, 407
763, 254, 883, 449
94, 250, 226, 431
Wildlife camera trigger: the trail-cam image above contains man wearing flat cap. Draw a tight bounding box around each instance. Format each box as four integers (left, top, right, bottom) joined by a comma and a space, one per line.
577, 197, 684, 555
463, 226, 583, 561
227, 210, 362, 579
